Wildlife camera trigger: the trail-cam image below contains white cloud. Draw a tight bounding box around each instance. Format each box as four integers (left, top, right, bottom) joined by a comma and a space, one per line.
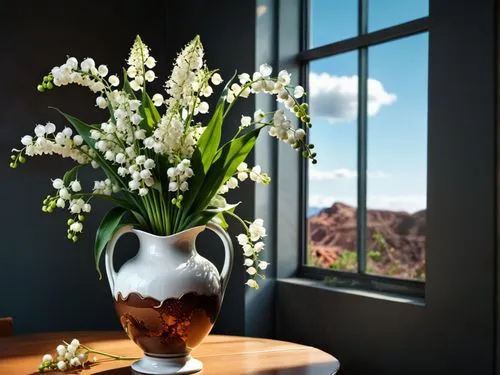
309, 193, 426, 213
309, 73, 396, 123
309, 168, 389, 181
256, 5, 267, 17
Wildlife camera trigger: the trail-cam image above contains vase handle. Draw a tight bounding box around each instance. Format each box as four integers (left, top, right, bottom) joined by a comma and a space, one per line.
105, 225, 134, 297
206, 221, 234, 298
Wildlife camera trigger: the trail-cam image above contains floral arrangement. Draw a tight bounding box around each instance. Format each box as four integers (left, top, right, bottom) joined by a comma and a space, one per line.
10, 36, 315, 288
37, 338, 137, 372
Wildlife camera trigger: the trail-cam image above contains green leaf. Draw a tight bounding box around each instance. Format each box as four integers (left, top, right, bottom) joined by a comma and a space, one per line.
94, 207, 129, 279
213, 127, 261, 181
140, 90, 161, 128
216, 212, 229, 230
182, 127, 262, 227
197, 102, 224, 173
122, 69, 137, 99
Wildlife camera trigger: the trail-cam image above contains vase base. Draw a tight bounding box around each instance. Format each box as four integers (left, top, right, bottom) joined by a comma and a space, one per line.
131, 355, 203, 375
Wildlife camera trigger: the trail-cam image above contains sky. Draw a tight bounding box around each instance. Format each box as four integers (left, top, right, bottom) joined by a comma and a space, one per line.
308, 0, 428, 213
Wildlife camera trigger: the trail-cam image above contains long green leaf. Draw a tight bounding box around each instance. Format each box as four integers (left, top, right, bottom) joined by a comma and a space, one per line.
197, 102, 224, 173
122, 69, 137, 99
94, 207, 129, 279
141, 89, 161, 128
183, 127, 262, 227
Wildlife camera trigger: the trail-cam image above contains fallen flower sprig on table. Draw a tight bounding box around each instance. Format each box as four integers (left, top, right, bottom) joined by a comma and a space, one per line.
38, 338, 139, 372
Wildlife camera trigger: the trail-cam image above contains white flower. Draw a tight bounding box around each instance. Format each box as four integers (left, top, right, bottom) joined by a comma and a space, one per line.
70, 339, 80, 347
34, 124, 46, 137
82, 203, 91, 212
152, 93, 164, 107
42, 354, 53, 362
21, 135, 33, 146
70, 222, 83, 232
56, 345, 66, 356
293, 85, 305, 98
237, 172, 248, 181
246, 267, 257, 275
57, 361, 67, 371
80, 58, 95, 73
244, 258, 253, 267
237, 233, 249, 245
237, 162, 248, 172
70, 180, 81, 192
254, 241, 265, 253
108, 75, 119, 86
129, 180, 140, 190
131, 113, 143, 125
56, 198, 65, 208
66, 57, 78, 69
227, 177, 238, 189
59, 188, 71, 200
115, 153, 126, 164
144, 159, 155, 169
211, 73, 223, 85
254, 109, 265, 122
198, 101, 209, 114
52, 178, 64, 189
64, 351, 74, 360
168, 181, 178, 191
145, 56, 156, 69
259, 63, 272, 77
136, 155, 146, 164
96, 96, 107, 109
295, 128, 306, 141
70, 357, 81, 367
238, 73, 251, 84
243, 244, 254, 257
139, 187, 148, 196
73, 135, 83, 146
45, 122, 56, 134
145, 70, 156, 82
249, 165, 261, 181
258, 261, 269, 270
179, 181, 189, 191
249, 218, 266, 241
240, 115, 252, 128
246, 279, 259, 289
63, 127, 73, 137
98, 65, 108, 76
278, 69, 291, 85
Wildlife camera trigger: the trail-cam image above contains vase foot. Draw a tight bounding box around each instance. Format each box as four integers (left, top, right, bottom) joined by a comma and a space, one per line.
131, 355, 203, 375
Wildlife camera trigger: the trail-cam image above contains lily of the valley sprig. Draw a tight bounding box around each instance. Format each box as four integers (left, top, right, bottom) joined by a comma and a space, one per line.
37, 338, 138, 372
10, 35, 315, 289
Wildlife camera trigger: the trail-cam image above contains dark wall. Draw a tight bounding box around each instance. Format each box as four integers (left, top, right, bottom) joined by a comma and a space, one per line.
0, 0, 257, 335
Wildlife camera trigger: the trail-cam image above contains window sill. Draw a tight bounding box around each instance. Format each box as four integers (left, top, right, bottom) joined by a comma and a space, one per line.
277, 277, 425, 307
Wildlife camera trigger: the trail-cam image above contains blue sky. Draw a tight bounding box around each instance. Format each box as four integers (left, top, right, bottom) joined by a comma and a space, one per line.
308, 0, 428, 213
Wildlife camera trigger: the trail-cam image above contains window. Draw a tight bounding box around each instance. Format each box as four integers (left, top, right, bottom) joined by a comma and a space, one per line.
301, 0, 428, 294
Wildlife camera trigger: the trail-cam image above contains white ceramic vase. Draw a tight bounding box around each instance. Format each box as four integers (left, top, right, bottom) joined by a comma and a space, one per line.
105, 222, 233, 375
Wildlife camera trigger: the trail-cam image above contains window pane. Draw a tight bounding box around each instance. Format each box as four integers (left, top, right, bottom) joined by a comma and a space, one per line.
366, 33, 428, 280
309, 0, 357, 48
368, 0, 428, 32
307, 51, 358, 272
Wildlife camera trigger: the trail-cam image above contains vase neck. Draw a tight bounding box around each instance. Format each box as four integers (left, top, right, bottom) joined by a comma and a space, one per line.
133, 226, 205, 257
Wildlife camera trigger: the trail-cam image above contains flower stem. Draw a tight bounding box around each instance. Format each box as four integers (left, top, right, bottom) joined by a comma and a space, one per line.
80, 344, 140, 361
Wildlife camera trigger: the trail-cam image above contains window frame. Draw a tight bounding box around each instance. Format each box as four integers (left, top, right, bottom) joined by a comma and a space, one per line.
298, 0, 429, 297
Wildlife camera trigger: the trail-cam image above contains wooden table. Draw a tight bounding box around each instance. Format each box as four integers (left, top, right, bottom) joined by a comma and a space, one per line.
0, 331, 340, 374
